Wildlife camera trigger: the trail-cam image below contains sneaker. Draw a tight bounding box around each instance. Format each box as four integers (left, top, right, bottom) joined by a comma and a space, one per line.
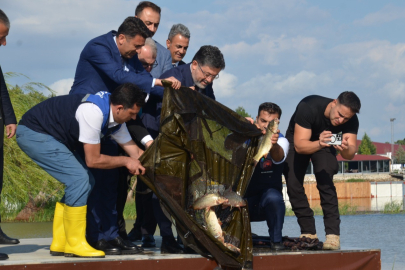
323, 234, 340, 250
299, 233, 318, 239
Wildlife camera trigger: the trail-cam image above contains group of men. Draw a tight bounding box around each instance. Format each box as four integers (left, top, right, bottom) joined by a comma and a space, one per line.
0, 1, 362, 260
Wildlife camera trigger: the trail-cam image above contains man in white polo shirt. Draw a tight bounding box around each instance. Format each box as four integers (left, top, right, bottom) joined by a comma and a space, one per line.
17, 83, 146, 257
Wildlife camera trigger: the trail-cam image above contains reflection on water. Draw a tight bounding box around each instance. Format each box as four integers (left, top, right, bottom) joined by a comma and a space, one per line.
284, 196, 405, 211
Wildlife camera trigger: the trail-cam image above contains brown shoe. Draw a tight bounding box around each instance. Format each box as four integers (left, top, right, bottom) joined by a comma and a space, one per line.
299, 233, 318, 239
323, 234, 340, 250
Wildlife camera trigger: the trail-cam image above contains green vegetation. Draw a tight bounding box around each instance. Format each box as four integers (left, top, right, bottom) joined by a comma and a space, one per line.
1, 73, 65, 221
394, 146, 405, 164
395, 138, 405, 145
346, 178, 366, 182
357, 133, 376, 155
383, 201, 403, 214
235, 106, 251, 118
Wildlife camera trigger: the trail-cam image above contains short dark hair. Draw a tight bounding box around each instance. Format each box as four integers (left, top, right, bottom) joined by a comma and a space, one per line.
110, 83, 146, 109
117, 17, 151, 39
135, 1, 161, 16
258, 102, 282, 119
192, 45, 225, 70
0, 9, 10, 28
337, 91, 361, 114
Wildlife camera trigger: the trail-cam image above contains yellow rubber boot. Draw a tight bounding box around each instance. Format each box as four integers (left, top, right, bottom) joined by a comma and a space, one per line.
299, 233, 318, 239
323, 234, 340, 250
63, 205, 105, 258
50, 202, 66, 256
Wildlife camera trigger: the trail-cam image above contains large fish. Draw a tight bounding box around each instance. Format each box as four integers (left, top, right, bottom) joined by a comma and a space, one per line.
252, 118, 280, 163
205, 209, 241, 254
193, 193, 228, 211
205, 209, 224, 243
222, 187, 246, 209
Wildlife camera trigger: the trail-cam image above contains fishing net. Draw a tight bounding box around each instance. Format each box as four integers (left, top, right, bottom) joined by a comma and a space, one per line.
138, 82, 263, 269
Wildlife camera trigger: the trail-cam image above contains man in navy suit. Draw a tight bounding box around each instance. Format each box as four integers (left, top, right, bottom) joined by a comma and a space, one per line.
69, 17, 180, 255
0, 9, 19, 261
135, 1, 172, 78
141, 45, 225, 253
166, 24, 190, 67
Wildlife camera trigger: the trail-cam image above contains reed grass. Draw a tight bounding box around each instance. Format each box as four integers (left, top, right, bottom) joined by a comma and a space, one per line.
285, 202, 358, 216
383, 201, 403, 214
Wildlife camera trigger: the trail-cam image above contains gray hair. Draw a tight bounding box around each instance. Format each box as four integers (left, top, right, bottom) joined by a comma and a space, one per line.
144, 37, 157, 58
168, 23, 190, 41
0, 9, 10, 29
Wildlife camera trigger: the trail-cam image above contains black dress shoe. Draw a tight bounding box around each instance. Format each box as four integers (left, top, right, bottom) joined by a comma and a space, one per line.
141, 234, 156, 248
0, 253, 8, 260
161, 236, 184, 254
0, 227, 19, 245
109, 236, 144, 255
271, 242, 285, 251
90, 239, 121, 255
127, 228, 142, 242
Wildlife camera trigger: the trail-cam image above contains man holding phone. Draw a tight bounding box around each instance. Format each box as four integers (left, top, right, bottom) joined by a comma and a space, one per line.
283, 92, 361, 250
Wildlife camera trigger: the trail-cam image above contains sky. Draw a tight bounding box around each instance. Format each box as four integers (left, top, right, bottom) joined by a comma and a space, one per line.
1, 0, 405, 144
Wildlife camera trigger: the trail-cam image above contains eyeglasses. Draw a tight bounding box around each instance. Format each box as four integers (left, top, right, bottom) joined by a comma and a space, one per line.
197, 63, 219, 80
141, 60, 158, 69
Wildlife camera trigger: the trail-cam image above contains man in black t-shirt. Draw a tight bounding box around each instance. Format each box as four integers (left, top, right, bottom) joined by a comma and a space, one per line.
245, 102, 289, 251
283, 91, 361, 250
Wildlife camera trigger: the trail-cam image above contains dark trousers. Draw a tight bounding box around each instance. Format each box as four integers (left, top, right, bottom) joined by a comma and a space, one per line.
116, 166, 131, 239
283, 146, 340, 235
152, 194, 173, 237
79, 140, 120, 243
246, 188, 285, 243
0, 118, 4, 222
133, 181, 157, 235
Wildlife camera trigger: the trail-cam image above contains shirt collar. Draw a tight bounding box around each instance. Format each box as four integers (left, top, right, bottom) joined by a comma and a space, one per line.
108, 106, 119, 128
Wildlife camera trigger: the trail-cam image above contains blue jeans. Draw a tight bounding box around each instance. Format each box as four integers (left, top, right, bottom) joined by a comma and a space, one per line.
16, 125, 95, 207
246, 188, 285, 243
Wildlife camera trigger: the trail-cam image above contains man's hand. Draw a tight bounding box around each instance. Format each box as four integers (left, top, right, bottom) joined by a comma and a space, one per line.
333, 135, 349, 151
270, 130, 280, 144
126, 158, 145, 175
6, 124, 16, 139
156, 77, 181, 89
318, 130, 333, 148
189, 86, 195, 91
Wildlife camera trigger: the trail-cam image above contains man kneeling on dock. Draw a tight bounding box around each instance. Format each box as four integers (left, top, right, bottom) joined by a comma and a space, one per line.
245, 102, 289, 251
16, 83, 146, 258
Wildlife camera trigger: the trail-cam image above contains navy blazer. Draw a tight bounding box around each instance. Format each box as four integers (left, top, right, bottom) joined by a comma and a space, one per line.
142, 63, 215, 138
0, 66, 16, 126
69, 31, 153, 95
150, 41, 172, 79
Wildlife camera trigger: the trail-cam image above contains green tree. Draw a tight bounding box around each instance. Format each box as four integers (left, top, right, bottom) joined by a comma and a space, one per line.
235, 106, 251, 118
357, 133, 376, 155
2, 73, 62, 213
394, 146, 405, 164
395, 138, 405, 145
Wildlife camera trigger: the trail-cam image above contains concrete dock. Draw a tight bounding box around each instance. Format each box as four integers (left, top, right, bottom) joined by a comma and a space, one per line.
0, 237, 381, 270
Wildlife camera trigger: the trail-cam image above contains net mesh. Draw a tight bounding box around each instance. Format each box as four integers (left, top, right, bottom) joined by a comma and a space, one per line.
138, 83, 263, 269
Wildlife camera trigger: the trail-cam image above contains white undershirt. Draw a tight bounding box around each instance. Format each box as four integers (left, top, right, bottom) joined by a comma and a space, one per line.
75, 103, 132, 145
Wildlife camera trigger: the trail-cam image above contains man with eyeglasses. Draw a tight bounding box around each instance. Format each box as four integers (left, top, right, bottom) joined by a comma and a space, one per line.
139, 45, 225, 254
